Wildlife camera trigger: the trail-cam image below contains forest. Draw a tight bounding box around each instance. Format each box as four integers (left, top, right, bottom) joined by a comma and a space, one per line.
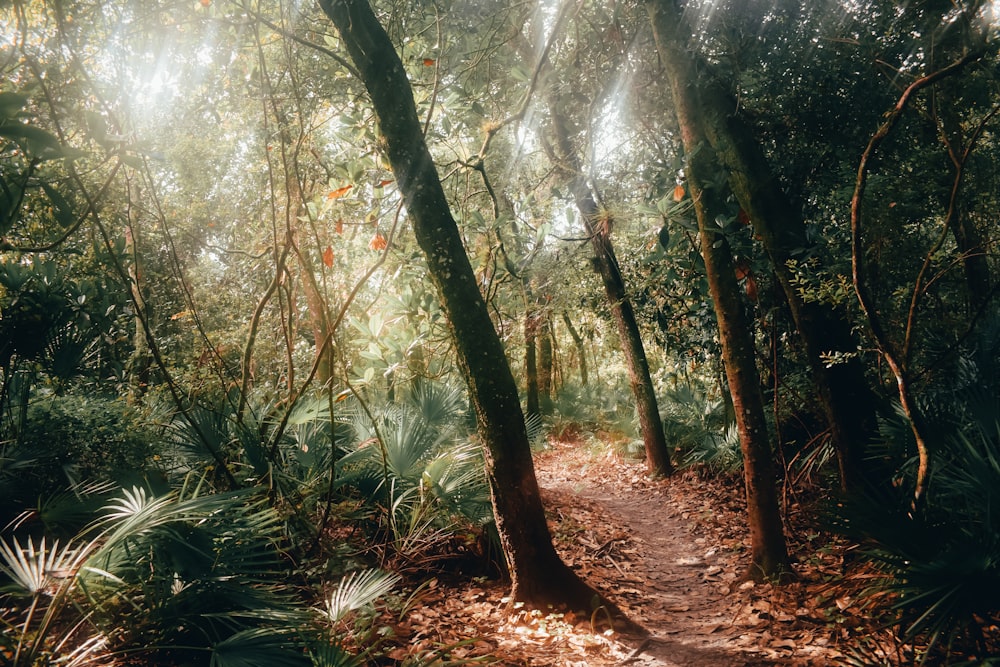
1, 0, 999, 664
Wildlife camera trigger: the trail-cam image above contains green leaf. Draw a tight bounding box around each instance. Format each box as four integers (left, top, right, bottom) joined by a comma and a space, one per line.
42, 183, 76, 228
0, 92, 28, 120
210, 628, 307, 667
324, 569, 401, 622
0, 122, 63, 158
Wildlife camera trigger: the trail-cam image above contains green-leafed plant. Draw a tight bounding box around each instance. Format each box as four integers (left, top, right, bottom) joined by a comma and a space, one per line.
1, 395, 161, 532
333, 380, 494, 570
834, 311, 1000, 664
836, 413, 1000, 664
660, 382, 742, 475
0, 473, 413, 666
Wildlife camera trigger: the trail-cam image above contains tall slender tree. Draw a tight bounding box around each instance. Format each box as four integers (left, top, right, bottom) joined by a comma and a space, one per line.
317, 0, 632, 614
647, 0, 789, 579
647, 0, 878, 492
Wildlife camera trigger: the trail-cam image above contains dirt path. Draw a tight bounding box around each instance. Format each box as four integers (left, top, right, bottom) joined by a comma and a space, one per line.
401, 441, 857, 666
531, 441, 847, 667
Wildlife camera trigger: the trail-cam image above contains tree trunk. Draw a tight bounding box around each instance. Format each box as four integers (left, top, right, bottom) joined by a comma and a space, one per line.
283, 150, 335, 387
547, 105, 674, 478
124, 201, 151, 403
648, 0, 789, 579
562, 312, 589, 387
647, 0, 877, 493
938, 85, 992, 309
318, 0, 629, 615
525, 310, 540, 418
538, 313, 554, 415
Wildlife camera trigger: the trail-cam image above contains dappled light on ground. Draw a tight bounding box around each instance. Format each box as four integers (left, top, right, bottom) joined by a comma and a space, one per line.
392, 437, 879, 666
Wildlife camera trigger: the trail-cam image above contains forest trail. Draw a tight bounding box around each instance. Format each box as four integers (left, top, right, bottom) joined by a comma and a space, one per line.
406, 439, 859, 666
533, 440, 844, 667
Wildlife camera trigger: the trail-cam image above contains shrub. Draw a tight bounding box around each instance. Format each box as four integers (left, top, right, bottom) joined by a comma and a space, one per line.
1, 395, 162, 530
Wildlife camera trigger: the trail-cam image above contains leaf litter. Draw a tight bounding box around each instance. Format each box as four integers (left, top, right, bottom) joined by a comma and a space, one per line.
388, 437, 883, 666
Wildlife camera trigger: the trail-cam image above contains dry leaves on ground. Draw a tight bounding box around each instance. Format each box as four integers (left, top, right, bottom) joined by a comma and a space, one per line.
385, 439, 886, 666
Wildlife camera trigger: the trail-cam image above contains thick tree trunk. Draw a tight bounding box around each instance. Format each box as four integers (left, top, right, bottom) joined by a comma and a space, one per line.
647, 0, 877, 493
319, 0, 628, 614
648, 0, 789, 579
547, 106, 674, 478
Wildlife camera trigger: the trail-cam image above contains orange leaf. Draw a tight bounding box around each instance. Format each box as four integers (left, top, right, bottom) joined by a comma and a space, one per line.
734, 259, 751, 280
335, 218, 344, 234
745, 275, 758, 301
322, 245, 334, 267
199, 0, 210, 6
377, 179, 393, 187
327, 185, 353, 199
369, 232, 388, 251
672, 184, 685, 202
423, 58, 436, 66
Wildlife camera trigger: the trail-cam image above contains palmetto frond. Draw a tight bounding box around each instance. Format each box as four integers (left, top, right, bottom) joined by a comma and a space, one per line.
323, 569, 401, 623
209, 627, 309, 667
422, 443, 492, 525
309, 642, 363, 667
402, 379, 466, 431
0, 536, 89, 596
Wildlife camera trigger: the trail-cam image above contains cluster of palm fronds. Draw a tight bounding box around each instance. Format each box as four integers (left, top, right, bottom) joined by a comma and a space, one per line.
833, 313, 1000, 665
659, 381, 742, 475
0, 378, 492, 665
0, 479, 401, 666
333, 380, 496, 573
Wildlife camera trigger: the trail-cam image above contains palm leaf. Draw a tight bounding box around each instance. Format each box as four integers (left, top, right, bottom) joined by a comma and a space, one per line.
209, 627, 308, 667
0, 536, 87, 595
323, 569, 401, 622
309, 642, 362, 667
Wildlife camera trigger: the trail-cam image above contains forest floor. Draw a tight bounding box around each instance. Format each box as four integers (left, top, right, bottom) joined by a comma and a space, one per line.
396, 433, 885, 666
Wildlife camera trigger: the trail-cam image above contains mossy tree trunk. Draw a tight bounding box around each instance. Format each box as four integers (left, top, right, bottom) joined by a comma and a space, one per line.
318, 0, 626, 612
649, 0, 789, 580
648, 0, 878, 493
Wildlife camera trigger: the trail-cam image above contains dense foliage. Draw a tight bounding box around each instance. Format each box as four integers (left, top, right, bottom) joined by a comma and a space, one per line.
1, 0, 999, 663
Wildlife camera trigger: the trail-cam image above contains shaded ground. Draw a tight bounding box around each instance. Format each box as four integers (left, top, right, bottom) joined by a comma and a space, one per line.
399, 438, 878, 666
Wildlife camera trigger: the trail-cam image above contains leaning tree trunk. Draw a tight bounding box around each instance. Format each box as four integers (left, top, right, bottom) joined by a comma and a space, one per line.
649, 0, 789, 579
647, 0, 877, 493
318, 0, 628, 614
547, 104, 674, 478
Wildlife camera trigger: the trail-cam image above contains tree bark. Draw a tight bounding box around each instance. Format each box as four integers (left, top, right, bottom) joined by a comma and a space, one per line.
562, 311, 589, 387
648, 0, 789, 579
547, 105, 674, 478
647, 0, 877, 493
318, 0, 629, 614
538, 313, 554, 414
525, 310, 540, 418
937, 83, 992, 309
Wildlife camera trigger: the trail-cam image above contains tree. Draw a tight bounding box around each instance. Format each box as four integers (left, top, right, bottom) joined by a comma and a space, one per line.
646, 0, 879, 492
532, 4, 674, 476
648, 0, 790, 580
316, 0, 629, 613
